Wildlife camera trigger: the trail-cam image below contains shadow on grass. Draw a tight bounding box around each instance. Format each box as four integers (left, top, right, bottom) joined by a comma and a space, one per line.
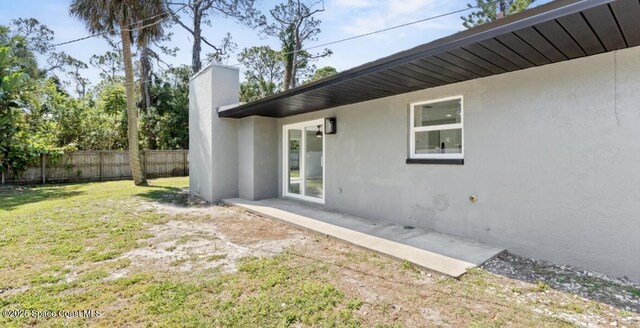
136, 184, 200, 208
0, 185, 85, 211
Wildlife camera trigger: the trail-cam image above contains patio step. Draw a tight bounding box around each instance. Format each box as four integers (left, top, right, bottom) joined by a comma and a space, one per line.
223, 198, 505, 277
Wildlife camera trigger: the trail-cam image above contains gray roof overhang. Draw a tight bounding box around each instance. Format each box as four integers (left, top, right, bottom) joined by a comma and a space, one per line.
219, 0, 640, 118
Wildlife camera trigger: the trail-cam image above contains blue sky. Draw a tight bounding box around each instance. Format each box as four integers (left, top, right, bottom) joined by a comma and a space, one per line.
0, 0, 550, 87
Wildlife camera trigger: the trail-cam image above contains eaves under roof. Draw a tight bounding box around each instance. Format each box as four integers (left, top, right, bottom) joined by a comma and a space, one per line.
219, 0, 640, 119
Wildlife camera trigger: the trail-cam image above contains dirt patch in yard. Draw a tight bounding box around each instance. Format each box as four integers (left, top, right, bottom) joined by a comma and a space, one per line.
138, 194, 221, 216
126, 196, 640, 327
110, 206, 308, 275
215, 211, 297, 244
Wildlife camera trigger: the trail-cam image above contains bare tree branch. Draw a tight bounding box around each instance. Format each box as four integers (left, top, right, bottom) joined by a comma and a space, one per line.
261, 0, 329, 90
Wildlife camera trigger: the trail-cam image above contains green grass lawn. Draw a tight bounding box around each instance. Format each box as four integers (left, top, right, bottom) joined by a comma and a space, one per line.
0, 178, 637, 327
0, 178, 359, 327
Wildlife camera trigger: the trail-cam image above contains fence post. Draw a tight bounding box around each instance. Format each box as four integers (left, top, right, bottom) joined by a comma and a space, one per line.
41, 154, 46, 185
99, 151, 103, 182
183, 151, 188, 176
143, 150, 147, 179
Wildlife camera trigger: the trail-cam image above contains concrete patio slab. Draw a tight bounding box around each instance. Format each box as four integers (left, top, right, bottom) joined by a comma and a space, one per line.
223, 198, 504, 277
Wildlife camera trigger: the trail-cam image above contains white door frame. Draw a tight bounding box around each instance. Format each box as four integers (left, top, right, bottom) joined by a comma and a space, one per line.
282, 119, 325, 204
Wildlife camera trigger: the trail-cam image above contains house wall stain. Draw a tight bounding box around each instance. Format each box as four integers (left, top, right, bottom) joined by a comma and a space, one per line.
432, 194, 449, 212
409, 203, 436, 231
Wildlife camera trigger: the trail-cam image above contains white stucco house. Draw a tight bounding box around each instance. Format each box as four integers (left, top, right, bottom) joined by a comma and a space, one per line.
189, 0, 640, 280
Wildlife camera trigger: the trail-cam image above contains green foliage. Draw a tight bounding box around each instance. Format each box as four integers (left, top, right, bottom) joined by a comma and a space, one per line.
140, 65, 190, 150
238, 46, 283, 102
95, 81, 128, 149
240, 79, 280, 103
90, 50, 123, 81
3, 12, 219, 159
1, 22, 105, 177
10, 18, 53, 55
240, 81, 259, 103
1, 13, 189, 166
37, 78, 127, 150
0, 26, 45, 175
306, 66, 337, 83
69, 0, 165, 47
462, 0, 535, 28
238, 46, 336, 101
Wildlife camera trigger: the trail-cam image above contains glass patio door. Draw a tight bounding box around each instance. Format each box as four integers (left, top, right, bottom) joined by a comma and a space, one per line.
283, 119, 324, 203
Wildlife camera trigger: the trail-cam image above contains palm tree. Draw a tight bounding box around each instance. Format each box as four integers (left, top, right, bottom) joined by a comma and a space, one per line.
70, 0, 165, 185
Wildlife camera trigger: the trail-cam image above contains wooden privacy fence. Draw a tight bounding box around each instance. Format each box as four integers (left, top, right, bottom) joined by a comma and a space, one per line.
1, 150, 189, 185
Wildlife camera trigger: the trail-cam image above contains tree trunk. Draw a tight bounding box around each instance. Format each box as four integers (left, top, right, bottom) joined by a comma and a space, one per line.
290, 24, 303, 89
120, 22, 146, 185
283, 58, 292, 90
283, 57, 292, 90
282, 26, 296, 91
290, 38, 301, 89
498, 0, 506, 19
139, 46, 156, 150
192, 10, 202, 73
290, 51, 297, 88
140, 47, 152, 110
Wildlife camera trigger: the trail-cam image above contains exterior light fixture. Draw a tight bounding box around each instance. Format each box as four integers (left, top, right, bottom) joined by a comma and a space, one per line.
324, 117, 337, 134
316, 125, 322, 138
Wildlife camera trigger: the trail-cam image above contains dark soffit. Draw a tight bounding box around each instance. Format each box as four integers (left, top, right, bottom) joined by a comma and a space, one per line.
219, 0, 640, 118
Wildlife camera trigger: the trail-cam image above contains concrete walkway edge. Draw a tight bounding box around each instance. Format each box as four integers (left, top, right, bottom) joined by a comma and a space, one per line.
224, 198, 500, 277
